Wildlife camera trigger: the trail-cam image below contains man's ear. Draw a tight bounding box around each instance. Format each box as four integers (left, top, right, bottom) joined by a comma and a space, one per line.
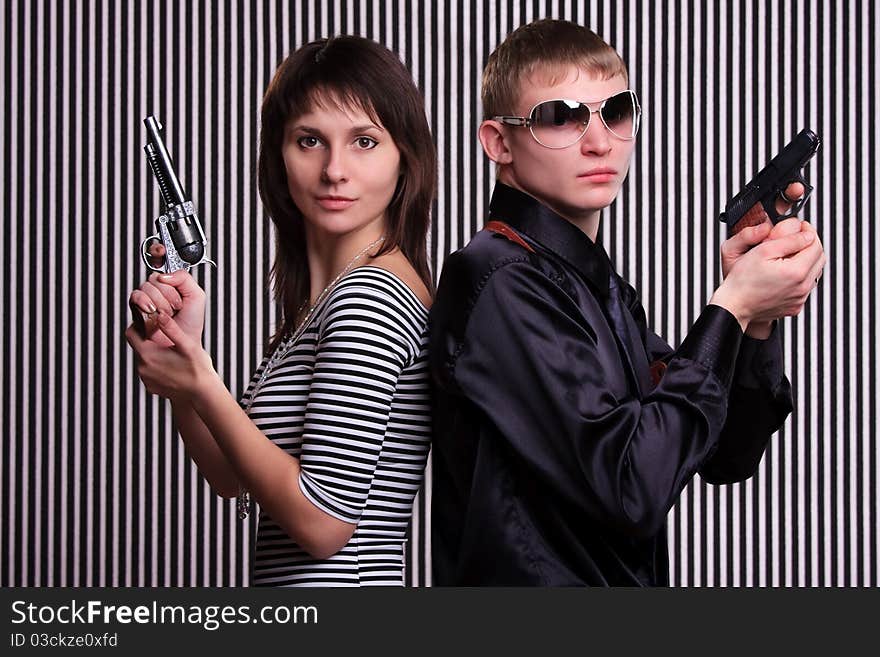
478, 120, 514, 165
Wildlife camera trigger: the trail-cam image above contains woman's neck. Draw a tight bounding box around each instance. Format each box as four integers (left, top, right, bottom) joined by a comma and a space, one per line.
303, 220, 387, 305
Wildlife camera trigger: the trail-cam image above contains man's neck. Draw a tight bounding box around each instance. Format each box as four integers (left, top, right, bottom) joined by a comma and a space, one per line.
565, 212, 601, 243
497, 176, 601, 242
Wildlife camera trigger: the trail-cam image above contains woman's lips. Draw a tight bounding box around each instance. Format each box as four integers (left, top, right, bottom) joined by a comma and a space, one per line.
315, 195, 356, 210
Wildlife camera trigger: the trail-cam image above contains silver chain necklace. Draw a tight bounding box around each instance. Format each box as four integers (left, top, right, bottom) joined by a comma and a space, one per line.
236, 234, 386, 520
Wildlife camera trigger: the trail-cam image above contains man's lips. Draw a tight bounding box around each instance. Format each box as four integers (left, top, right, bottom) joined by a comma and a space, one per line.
578, 168, 618, 182
315, 195, 357, 210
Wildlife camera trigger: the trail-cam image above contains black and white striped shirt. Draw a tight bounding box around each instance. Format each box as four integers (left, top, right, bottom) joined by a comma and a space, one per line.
241, 266, 431, 586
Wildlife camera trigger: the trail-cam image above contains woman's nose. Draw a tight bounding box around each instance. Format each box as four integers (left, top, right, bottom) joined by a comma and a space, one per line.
322, 148, 349, 183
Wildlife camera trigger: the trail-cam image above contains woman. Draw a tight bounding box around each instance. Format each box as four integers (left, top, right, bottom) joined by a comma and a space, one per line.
125, 35, 436, 586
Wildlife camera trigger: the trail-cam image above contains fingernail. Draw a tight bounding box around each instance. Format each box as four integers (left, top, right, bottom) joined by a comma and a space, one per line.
145, 302, 157, 314
157, 274, 173, 281
803, 232, 815, 243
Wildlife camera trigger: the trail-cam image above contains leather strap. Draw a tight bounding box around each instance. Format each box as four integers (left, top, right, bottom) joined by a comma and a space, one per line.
485, 220, 536, 253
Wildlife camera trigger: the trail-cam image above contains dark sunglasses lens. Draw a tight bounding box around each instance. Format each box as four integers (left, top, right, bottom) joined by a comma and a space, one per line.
530, 100, 590, 148
601, 91, 637, 139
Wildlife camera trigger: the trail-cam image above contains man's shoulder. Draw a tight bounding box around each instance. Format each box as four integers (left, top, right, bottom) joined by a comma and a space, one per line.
429, 227, 546, 384
430, 226, 561, 344
437, 227, 539, 297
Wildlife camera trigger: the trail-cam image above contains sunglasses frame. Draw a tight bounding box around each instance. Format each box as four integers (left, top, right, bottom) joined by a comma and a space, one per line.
493, 90, 642, 149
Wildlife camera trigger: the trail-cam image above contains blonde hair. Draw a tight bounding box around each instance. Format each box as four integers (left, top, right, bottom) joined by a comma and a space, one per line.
482, 19, 628, 119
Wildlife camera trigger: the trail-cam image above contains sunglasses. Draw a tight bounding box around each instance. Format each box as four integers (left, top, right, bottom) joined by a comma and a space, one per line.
492, 90, 641, 149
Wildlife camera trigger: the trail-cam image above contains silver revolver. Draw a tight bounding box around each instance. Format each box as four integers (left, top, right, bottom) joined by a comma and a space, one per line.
132, 116, 215, 336
141, 115, 215, 272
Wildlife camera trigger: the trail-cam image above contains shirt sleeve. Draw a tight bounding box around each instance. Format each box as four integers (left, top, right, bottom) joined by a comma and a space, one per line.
621, 278, 792, 485
445, 260, 778, 538
297, 283, 416, 524
699, 322, 793, 483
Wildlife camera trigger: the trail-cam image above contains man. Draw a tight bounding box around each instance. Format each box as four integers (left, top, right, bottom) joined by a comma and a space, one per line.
429, 19, 825, 585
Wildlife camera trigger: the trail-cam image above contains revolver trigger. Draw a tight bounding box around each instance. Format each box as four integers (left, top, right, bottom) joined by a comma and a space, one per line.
141, 234, 168, 272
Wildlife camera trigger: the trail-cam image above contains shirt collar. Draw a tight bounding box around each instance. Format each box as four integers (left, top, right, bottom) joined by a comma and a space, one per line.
488, 182, 612, 296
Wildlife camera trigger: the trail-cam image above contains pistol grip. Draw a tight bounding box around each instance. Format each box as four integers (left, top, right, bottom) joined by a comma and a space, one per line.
730, 202, 770, 236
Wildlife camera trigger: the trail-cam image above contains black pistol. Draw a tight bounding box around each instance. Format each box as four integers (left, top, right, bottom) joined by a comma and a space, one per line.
720, 128, 820, 235
132, 116, 215, 336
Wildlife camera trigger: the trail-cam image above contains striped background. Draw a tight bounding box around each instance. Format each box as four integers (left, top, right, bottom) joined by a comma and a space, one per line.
2, 0, 876, 587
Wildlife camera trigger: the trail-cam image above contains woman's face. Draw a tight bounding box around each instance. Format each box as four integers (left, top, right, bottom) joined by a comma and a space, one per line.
282, 94, 402, 240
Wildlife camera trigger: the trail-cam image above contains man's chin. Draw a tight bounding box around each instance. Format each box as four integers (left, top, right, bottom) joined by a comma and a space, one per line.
556, 193, 617, 216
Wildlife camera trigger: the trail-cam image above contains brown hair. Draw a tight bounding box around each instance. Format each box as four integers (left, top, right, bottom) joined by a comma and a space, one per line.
482, 19, 628, 119
258, 35, 436, 353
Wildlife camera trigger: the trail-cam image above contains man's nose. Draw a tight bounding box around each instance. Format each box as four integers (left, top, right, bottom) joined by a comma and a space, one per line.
580, 113, 612, 156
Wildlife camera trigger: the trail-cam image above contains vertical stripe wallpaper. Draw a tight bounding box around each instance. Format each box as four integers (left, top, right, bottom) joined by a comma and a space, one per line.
2, 0, 877, 587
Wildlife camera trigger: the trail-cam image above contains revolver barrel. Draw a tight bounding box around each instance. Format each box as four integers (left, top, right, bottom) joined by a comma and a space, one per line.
140, 115, 215, 273
144, 116, 187, 210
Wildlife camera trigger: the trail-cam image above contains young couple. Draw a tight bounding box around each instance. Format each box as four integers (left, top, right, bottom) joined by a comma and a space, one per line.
126, 20, 825, 586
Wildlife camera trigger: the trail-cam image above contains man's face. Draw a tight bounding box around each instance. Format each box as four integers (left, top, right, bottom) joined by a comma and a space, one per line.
496, 67, 636, 225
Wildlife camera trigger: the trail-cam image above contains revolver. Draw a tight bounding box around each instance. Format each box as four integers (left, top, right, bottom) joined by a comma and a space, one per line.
132, 116, 215, 336
720, 128, 820, 235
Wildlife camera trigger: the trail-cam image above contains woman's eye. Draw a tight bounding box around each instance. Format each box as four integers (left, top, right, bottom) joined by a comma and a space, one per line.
297, 136, 321, 148
355, 136, 378, 149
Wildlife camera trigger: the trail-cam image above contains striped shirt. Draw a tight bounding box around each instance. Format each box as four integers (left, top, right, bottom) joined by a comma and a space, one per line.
241, 266, 431, 586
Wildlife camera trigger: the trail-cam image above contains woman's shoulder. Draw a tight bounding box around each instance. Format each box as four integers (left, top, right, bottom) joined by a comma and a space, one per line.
333, 260, 430, 316
321, 265, 429, 354
360, 251, 432, 309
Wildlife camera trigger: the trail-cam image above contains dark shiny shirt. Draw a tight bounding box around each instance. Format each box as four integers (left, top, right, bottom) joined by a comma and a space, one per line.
429, 183, 793, 586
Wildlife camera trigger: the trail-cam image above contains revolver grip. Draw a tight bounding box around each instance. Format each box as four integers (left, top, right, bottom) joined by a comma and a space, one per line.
128, 298, 157, 338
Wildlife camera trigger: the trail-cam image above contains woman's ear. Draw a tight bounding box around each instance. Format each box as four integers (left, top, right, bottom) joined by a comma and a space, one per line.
478, 120, 514, 165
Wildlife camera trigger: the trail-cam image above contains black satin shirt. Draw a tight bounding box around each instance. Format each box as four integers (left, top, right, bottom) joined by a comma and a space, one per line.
429, 183, 793, 586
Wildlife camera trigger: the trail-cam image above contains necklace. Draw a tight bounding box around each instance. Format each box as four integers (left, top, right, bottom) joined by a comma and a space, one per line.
294, 234, 387, 341
236, 233, 386, 520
